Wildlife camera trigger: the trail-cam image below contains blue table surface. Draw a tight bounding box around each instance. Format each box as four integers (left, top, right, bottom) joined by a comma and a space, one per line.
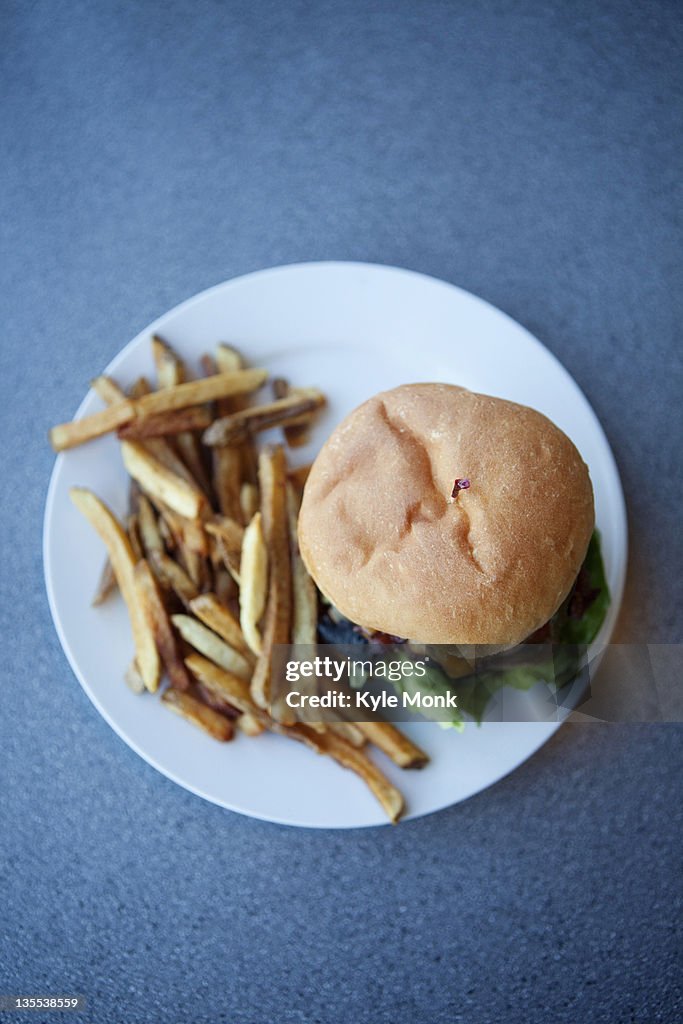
2, 2, 681, 1022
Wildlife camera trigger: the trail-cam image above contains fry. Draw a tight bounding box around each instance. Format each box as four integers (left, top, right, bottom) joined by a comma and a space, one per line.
121, 440, 205, 520
272, 377, 313, 447
286, 483, 317, 646
91, 375, 126, 405
251, 445, 292, 711
203, 389, 326, 447
239, 512, 268, 655
356, 722, 429, 769
137, 494, 164, 555
172, 614, 252, 680
236, 712, 266, 736
214, 343, 244, 374
127, 514, 143, 561
149, 550, 199, 609
50, 369, 268, 451
176, 431, 213, 496
278, 724, 404, 823
151, 334, 185, 388
50, 402, 135, 451
161, 687, 234, 741
189, 593, 251, 657
70, 488, 160, 691
135, 560, 191, 690
212, 446, 242, 520
185, 653, 261, 718
135, 368, 267, 417
118, 405, 212, 440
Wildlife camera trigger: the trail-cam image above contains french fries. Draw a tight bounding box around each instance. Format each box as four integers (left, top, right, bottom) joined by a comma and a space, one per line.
203, 389, 326, 447
277, 723, 404, 823
135, 561, 192, 691
149, 550, 199, 609
118, 405, 212, 440
54, 335, 434, 822
121, 441, 205, 520
50, 402, 135, 451
49, 369, 267, 451
189, 593, 252, 658
239, 512, 268, 655
171, 614, 252, 681
70, 488, 160, 691
250, 445, 292, 713
286, 483, 317, 646
161, 688, 234, 741
355, 722, 429, 769
152, 334, 185, 388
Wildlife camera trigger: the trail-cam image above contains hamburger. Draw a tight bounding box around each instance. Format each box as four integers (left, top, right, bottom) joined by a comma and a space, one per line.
298, 384, 609, 718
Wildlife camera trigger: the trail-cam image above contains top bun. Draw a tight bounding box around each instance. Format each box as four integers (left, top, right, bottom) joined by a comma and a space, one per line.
298, 383, 595, 647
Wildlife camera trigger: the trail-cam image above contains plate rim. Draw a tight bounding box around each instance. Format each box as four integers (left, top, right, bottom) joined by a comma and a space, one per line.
42, 260, 628, 828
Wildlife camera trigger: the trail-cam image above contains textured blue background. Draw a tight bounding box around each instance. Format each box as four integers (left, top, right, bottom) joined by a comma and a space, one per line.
1, 2, 681, 1022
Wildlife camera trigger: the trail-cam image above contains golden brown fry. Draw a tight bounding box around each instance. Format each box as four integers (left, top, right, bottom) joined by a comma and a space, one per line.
250, 446, 292, 712
91, 557, 117, 607
237, 712, 266, 736
151, 334, 185, 388
127, 514, 143, 561
70, 488, 160, 691
50, 369, 267, 451
172, 614, 251, 680
161, 687, 234, 741
50, 402, 135, 451
214, 343, 244, 374
176, 431, 213, 496
91, 375, 126, 405
134, 560, 192, 691
127, 377, 152, 399
121, 441, 205, 520
203, 389, 326, 447
137, 494, 164, 556
149, 498, 208, 556
272, 377, 313, 448
189, 593, 252, 658
356, 722, 429, 769
277, 723, 404, 823
118, 405, 212, 440
185, 653, 261, 718
212, 446, 242, 520
135, 368, 267, 417
286, 483, 318, 646
239, 511, 268, 656
149, 550, 199, 609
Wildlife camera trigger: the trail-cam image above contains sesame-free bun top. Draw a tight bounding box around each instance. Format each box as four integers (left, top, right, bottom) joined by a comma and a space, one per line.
298, 383, 595, 647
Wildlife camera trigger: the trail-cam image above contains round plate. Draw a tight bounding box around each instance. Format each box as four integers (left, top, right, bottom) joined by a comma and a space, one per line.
43, 262, 627, 828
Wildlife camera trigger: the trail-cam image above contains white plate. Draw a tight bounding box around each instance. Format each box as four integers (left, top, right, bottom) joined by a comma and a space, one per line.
43, 262, 627, 828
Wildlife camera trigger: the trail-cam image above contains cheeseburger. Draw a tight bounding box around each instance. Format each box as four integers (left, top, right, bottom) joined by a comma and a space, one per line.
298, 383, 603, 656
